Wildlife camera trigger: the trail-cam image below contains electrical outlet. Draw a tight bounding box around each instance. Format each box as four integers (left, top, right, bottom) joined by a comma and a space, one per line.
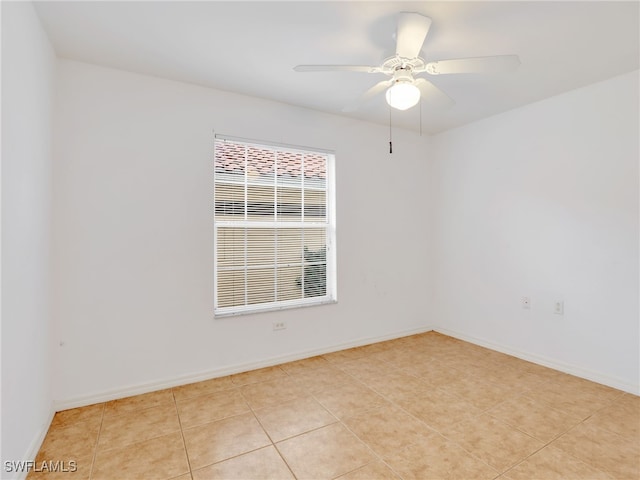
554, 301, 564, 315
522, 297, 531, 309
273, 322, 287, 331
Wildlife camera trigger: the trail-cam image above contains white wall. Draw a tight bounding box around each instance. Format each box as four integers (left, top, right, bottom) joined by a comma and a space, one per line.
52, 60, 432, 406
431, 71, 639, 393
43, 40, 640, 409
1, 1, 56, 475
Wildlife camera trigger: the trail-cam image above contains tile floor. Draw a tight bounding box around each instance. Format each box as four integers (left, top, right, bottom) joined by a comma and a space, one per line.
29, 332, 639, 480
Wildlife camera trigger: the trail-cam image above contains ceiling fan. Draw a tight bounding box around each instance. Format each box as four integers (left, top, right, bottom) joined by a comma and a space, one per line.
294, 12, 520, 112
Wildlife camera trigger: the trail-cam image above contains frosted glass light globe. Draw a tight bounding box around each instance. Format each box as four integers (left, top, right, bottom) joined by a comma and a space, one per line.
385, 82, 420, 110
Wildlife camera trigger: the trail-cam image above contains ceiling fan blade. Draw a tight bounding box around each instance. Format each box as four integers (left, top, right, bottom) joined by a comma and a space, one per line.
294, 65, 380, 73
342, 79, 393, 112
425, 55, 521, 75
414, 78, 455, 108
395, 12, 432, 59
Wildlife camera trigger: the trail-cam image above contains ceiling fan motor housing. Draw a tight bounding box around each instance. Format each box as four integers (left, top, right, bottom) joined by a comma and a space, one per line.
381, 55, 426, 77
391, 66, 416, 85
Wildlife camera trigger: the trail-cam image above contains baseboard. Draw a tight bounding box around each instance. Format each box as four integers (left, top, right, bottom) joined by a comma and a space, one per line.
7, 403, 56, 480
435, 327, 640, 395
54, 325, 434, 411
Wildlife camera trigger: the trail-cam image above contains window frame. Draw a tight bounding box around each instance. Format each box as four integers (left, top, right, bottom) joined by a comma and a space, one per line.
213, 134, 337, 318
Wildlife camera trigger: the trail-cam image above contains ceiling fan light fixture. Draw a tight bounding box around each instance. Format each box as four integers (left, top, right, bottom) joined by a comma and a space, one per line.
385, 81, 420, 110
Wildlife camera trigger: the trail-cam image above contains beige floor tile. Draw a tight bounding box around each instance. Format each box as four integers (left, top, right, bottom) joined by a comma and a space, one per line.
620, 392, 640, 408
441, 375, 516, 411
362, 371, 430, 398
92, 432, 189, 480
387, 351, 436, 371
322, 347, 371, 365
505, 445, 614, 480
313, 381, 389, 419
365, 346, 394, 360
466, 348, 499, 362
50, 403, 104, 429
240, 376, 307, 410
481, 365, 556, 394
494, 356, 559, 383
384, 434, 499, 480
191, 446, 294, 480
552, 422, 640, 479
583, 393, 640, 441
276, 423, 374, 480
373, 339, 403, 351
525, 374, 622, 419
291, 366, 354, 394
454, 364, 501, 387
26, 454, 93, 480
403, 339, 436, 352
400, 359, 465, 388
230, 366, 288, 386
253, 396, 337, 442
98, 403, 181, 451
370, 349, 420, 371
355, 341, 394, 355
30, 332, 635, 480
481, 350, 521, 365
518, 360, 565, 378
393, 388, 482, 431
176, 389, 249, 429
335, 460, 401, 479
487, 395, 582, 442
182, 412, 271, 470
172, 376, 235, 402
429, 352, 479, 372
104, 389, 174, 417
342, 404, 434, 459
336, 357, 397, 382
442, 414, 544, 473
279, 355, 331, 375
36, 419, 101, 462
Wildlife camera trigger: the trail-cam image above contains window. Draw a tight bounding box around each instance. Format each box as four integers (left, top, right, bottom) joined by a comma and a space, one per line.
214, 135, 336, 316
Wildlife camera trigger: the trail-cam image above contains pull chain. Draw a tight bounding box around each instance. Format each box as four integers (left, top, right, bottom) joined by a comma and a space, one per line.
389, 103, 393, 154
420, 96, 423, 136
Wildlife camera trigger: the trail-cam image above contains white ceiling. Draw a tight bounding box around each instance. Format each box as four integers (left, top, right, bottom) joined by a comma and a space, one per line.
34, 1, 639, 134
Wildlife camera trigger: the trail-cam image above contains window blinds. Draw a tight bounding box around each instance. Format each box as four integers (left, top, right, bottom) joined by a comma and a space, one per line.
214, 136, 335, 316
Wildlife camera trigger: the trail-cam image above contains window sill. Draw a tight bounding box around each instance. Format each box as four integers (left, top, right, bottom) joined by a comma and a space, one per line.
214, 298, 337, 319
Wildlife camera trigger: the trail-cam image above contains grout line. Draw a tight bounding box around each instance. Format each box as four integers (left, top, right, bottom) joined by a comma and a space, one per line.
191, 445, 278, 477
271, 442, 299, 479
271, 419, 341, 444
101, 391, 175, 419
271, 439, 297, 480
87, 403, 106, 480
432, 431, 500, 477
171, 383, 239, 404
181, 387, 299, 478
172, 390, 195, 480
235, 389, 300, 479
336, 416, 407, 480
242, 397, 276, 445
90, 402, 183, 454
318, 348, 460, 480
